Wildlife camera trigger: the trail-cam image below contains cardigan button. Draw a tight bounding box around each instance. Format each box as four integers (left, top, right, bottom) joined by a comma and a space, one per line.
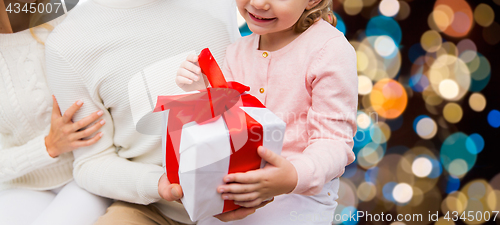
259, 88, 265, 93
262, 52, 269, 58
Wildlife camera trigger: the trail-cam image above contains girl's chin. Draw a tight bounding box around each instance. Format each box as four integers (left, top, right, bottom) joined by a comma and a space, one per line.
246, 25, 272, 35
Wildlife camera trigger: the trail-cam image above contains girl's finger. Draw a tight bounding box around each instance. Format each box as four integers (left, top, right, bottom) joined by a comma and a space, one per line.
221, 191, 260, 202
62, 100, 84, 123
234, 198, 264, 208
178, 67, 200, 81
186, 54, 199, 63
73, 119, 105, 140
73, 132, 103, 148
72, 110, 104, 131
218, 183, 260, 194
181, 60, 202, 77
223, 170, 261, 184
176, 73, 195, 85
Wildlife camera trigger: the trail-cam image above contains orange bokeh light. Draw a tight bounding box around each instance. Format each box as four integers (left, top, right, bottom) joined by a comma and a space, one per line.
370, 79, 408, 119
434, 0, 473, 37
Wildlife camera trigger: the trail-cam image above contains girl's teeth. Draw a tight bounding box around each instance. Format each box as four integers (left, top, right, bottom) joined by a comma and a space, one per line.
251, 13, 272, 20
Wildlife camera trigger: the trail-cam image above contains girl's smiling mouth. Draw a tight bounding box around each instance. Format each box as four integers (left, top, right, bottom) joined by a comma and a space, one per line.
248, 11, 277, 23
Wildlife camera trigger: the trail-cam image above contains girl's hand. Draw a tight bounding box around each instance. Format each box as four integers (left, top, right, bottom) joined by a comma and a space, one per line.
217, 146, 298, 208
45, 96, 105, 158
176, 54, 209, 92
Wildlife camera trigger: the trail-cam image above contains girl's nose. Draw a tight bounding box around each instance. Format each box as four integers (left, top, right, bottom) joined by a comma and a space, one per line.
249, 0, 271, 11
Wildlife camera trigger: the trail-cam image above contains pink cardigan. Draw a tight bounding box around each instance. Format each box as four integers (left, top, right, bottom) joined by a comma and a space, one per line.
222, 19, 358, 195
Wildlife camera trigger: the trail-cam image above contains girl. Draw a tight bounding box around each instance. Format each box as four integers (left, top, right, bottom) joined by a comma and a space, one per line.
176, 0, 357, 224
0, 0, 112, 224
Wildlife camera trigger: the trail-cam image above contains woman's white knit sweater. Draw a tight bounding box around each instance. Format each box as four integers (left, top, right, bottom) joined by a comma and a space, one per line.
0, 17, 73, 191
45, 0, 239, 223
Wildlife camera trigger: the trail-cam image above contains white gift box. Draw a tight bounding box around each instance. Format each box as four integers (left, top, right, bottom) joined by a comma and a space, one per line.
158, 96, 286, 221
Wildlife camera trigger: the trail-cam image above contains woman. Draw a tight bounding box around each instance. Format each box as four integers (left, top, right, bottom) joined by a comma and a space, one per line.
0, 0, 112, 224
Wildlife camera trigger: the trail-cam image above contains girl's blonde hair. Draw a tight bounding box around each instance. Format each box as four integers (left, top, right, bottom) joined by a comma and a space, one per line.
293, 0, 337, 33
29, 0, 54, 45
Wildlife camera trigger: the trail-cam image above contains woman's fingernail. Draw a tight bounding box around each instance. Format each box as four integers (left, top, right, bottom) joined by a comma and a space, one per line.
100, 120, 106, 125
97, 110, 104, 116
222, 195, 229, 200
171, 188, 181, 198
225, 177, 231, 182
219, 188, 225, 193
98, 132, 103, 137
76, 100, 83, 106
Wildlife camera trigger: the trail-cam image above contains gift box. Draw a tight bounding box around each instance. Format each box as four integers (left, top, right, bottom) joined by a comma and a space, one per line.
153, 49, 286, 221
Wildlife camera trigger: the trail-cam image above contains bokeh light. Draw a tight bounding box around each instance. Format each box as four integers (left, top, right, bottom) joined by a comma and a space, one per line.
366, 16, 402, 45
395, 1, 410, 21
466, 133, 485, 155
487, 110, 500, 128
469, 93, 486, 112
374, 35, 397, 58
379, 0, 400, 18
474, 3, 495, 27
441, 191, 468, 213
433, 0, 474, 37
370, 79, 408, 119
393, 183, 413, 204
457, 39, 477, 63
357, 111, 372, 130
438, 79, 459, 100
421, 30, 442, 53
443, 103, 463, 124
469, 54, 491, 92
412, 157, 433, 178
358, 75, 373, 95
440, 132, 477, 178
370, 122, 391, 144
357, 142, 385, 169
357, 182, 377, 202
414, 115, 438, 139
431, 4, 455, 32
344, 0, 363, 16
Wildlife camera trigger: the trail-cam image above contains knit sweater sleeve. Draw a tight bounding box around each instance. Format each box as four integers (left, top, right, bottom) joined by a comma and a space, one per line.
45, 45, 164, 205
0, 128, 60, 182
288, 37, 358, 195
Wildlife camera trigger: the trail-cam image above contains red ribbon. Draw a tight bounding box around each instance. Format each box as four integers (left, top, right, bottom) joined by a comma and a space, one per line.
154, 48, 265, 213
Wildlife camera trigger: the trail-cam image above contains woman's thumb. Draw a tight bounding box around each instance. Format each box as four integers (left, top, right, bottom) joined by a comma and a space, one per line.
170, 184, 183, 199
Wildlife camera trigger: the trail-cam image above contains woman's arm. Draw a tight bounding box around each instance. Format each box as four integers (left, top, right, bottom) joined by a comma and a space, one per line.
0, 130, 59, 182
0, 97, 104, 182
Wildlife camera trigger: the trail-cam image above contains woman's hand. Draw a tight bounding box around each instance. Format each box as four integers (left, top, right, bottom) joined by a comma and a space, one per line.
45, 96, 105, 158
217, 146, 298, 208
158, 173, 183, 203
214, 198, 273, 222
176, 54, 209, 92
